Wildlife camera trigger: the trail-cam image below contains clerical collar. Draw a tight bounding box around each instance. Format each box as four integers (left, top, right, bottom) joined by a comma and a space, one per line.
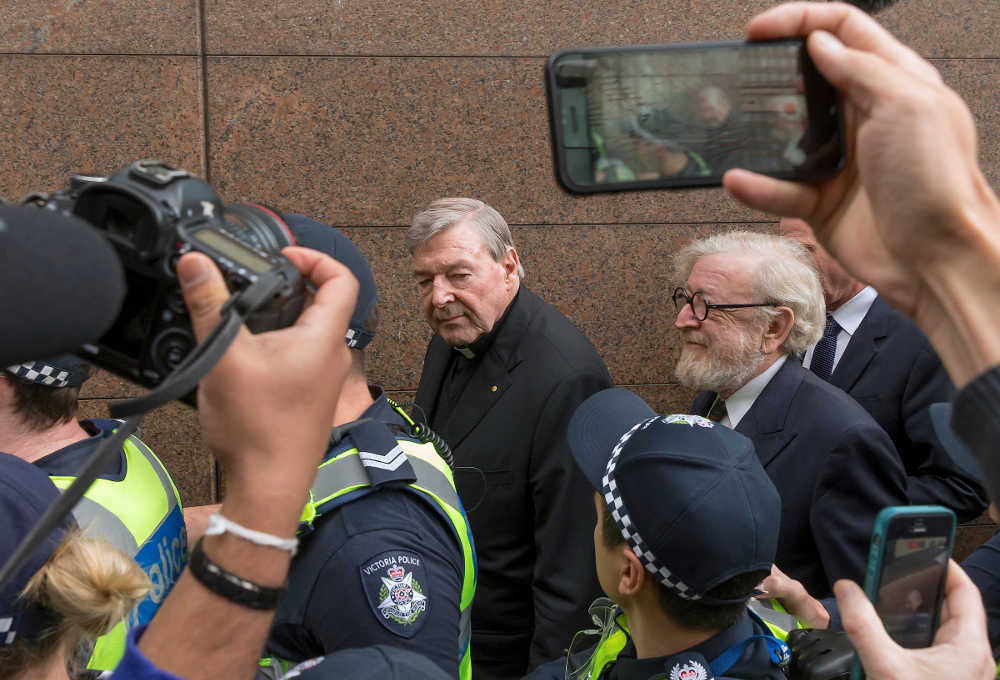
452, 290, 520, 360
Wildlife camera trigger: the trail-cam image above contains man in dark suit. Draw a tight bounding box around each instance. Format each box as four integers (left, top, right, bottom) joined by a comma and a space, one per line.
673, 230, 907, 599
408, 198, 612, 680
781, 218, 987, 522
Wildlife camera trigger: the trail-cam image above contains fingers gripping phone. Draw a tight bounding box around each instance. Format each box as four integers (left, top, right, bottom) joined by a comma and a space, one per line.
546, 39, 845, 193
850, 506, 956, 680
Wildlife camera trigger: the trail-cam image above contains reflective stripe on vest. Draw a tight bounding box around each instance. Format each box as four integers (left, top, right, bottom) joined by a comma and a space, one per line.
50, 434, 186, 671
747, 599, 801, 642
300, 437, 476, 680
584, 611, 630, 680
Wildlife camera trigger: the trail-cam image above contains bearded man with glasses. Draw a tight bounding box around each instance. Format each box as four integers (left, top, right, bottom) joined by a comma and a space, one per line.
672, 231, 907, 599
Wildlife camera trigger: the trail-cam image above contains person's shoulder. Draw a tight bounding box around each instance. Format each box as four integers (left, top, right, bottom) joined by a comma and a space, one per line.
33, 421, 114, 477
774, 362, 890, 442
869, 296, 937, 354
517, 287, 609, 374
793, 364, 876, 420
311, 486, 460, 559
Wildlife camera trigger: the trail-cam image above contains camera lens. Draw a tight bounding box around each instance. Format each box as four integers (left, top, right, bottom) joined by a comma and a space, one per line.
221, 203, 295, 252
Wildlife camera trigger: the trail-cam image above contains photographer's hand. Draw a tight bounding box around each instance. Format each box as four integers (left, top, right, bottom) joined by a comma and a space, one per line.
724, 2, 1000, 387
835, 561, 994, 680
136, 248, 358, 680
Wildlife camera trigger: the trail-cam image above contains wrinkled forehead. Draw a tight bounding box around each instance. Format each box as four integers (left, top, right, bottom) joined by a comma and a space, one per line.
412, 221, 494, 270
685, 252, 760, 300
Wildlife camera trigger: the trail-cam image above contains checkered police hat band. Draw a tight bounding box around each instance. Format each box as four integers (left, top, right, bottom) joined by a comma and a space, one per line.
602, 416, 701, 601
5, 362, 71, 388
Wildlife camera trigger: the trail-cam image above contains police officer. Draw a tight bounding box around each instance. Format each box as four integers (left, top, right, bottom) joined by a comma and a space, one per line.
258, 215, 476, 679
0, 355, 186, 671
526, 389, 791, 680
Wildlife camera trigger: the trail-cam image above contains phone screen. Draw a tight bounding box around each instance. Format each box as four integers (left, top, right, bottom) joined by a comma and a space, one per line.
874, 517, 952, 649
546, 39, 844, 193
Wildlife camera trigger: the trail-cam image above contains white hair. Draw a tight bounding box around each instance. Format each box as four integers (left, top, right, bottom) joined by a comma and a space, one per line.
408, 197, 525, 279
672, 230, 825, 355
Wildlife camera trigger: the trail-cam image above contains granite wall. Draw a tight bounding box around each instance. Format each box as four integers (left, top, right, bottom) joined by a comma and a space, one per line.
2, 0, 997, 557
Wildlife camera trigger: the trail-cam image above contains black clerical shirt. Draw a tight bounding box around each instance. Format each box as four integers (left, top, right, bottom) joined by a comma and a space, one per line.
431, 291, 519, 432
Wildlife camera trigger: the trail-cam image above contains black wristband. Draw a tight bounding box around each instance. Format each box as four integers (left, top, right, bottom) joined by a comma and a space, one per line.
187, 537, 286, 610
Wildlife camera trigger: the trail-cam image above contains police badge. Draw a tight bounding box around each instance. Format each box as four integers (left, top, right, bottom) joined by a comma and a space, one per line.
360, 549, 430, 637
669, 659, 709, 680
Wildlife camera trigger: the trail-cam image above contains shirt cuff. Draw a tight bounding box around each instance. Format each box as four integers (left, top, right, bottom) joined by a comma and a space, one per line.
821, 596, 843, 632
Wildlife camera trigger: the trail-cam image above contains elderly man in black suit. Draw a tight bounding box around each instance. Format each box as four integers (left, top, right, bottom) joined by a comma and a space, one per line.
674, 230, 907, 599
780, 218, 987, 522
408, 198, 612, 680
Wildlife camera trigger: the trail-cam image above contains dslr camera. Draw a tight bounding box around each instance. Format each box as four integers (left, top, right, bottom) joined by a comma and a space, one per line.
25, 160, 305, 390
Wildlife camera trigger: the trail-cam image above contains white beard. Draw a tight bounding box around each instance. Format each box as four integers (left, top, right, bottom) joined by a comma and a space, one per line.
675, 326, 765, 395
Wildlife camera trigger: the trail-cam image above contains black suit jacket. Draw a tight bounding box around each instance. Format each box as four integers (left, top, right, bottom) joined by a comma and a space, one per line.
415, 287, 611, 680
829, 295, 987, 521
693, 358, 908, 598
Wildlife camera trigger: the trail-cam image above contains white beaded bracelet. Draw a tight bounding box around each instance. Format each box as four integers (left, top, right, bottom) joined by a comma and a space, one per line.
203, 512, 299, 556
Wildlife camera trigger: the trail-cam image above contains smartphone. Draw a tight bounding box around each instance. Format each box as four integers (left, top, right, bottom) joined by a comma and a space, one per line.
850, 506, 956, 679
546, 39, 845, 193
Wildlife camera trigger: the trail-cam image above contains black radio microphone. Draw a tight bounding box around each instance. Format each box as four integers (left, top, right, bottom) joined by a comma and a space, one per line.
0, 204, 125, 366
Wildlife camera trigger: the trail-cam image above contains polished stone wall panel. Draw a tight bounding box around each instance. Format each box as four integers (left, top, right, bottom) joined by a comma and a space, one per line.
204, 56, 760, 228
0, 1, 200, 54
0, 56, 205, 201
937, 60, 1000, 191
203, 0, 997, 59
204, 0, 770, 56
877, 1, 1000, 59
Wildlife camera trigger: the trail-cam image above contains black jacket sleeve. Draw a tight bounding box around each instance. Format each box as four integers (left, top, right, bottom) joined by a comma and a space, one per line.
527, 372, 608, 667
903, 347, 987, 521
952, 364, 1000, 504
810, 422, 908, 588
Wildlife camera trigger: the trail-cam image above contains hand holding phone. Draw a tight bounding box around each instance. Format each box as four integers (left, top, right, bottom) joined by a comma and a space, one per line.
546, 38, 845, 193
849, 506, 955, 679
836, 560, 994, 680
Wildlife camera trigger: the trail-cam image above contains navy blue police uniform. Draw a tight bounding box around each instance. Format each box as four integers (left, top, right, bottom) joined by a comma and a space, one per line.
265, 387, 467, 676
595, 613, 787, 680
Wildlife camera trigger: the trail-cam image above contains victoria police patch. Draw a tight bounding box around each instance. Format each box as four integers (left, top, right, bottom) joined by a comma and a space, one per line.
360, 549, 430, 637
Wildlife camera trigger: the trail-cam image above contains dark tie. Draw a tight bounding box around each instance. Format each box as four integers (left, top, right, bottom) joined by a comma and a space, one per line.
707, 394, 728, 424
811, 315, 841, 381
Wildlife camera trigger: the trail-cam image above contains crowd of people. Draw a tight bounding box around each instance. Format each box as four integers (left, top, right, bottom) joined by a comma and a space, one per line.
2, 2, 1000, 679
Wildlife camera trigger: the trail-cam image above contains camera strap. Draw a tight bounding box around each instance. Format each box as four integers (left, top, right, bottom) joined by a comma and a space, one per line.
0, 275, 284, 590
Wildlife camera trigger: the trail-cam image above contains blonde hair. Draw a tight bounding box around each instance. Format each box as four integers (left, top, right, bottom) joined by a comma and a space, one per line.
673, 230, 825, 355
0, 531, 149, 679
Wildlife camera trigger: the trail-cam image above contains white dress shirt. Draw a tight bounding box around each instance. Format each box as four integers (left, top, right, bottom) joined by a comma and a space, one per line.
802, 285, 878, 374
721, 354, 788, 428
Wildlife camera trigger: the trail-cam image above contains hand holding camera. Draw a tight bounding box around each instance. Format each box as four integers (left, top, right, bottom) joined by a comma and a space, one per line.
27, 160, 307, 396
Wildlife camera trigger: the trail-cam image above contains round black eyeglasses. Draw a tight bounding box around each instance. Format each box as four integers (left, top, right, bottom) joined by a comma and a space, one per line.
672, 287, 778, 321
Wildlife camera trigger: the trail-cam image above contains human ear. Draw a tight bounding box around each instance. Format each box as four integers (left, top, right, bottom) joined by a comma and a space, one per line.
501, 248, 519, 282
618, 547, 646, 597
761, 307, 794, 354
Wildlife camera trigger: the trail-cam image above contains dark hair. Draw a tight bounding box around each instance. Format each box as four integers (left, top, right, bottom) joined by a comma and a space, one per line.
2, 372, 86, 430
350, 304, 381, 376
601, 500, 767, 631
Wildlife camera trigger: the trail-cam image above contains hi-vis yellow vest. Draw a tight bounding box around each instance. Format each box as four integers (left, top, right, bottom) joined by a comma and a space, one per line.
261, 418, 476, 680
49, 430, 186, 671
575, 598, 794, 680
